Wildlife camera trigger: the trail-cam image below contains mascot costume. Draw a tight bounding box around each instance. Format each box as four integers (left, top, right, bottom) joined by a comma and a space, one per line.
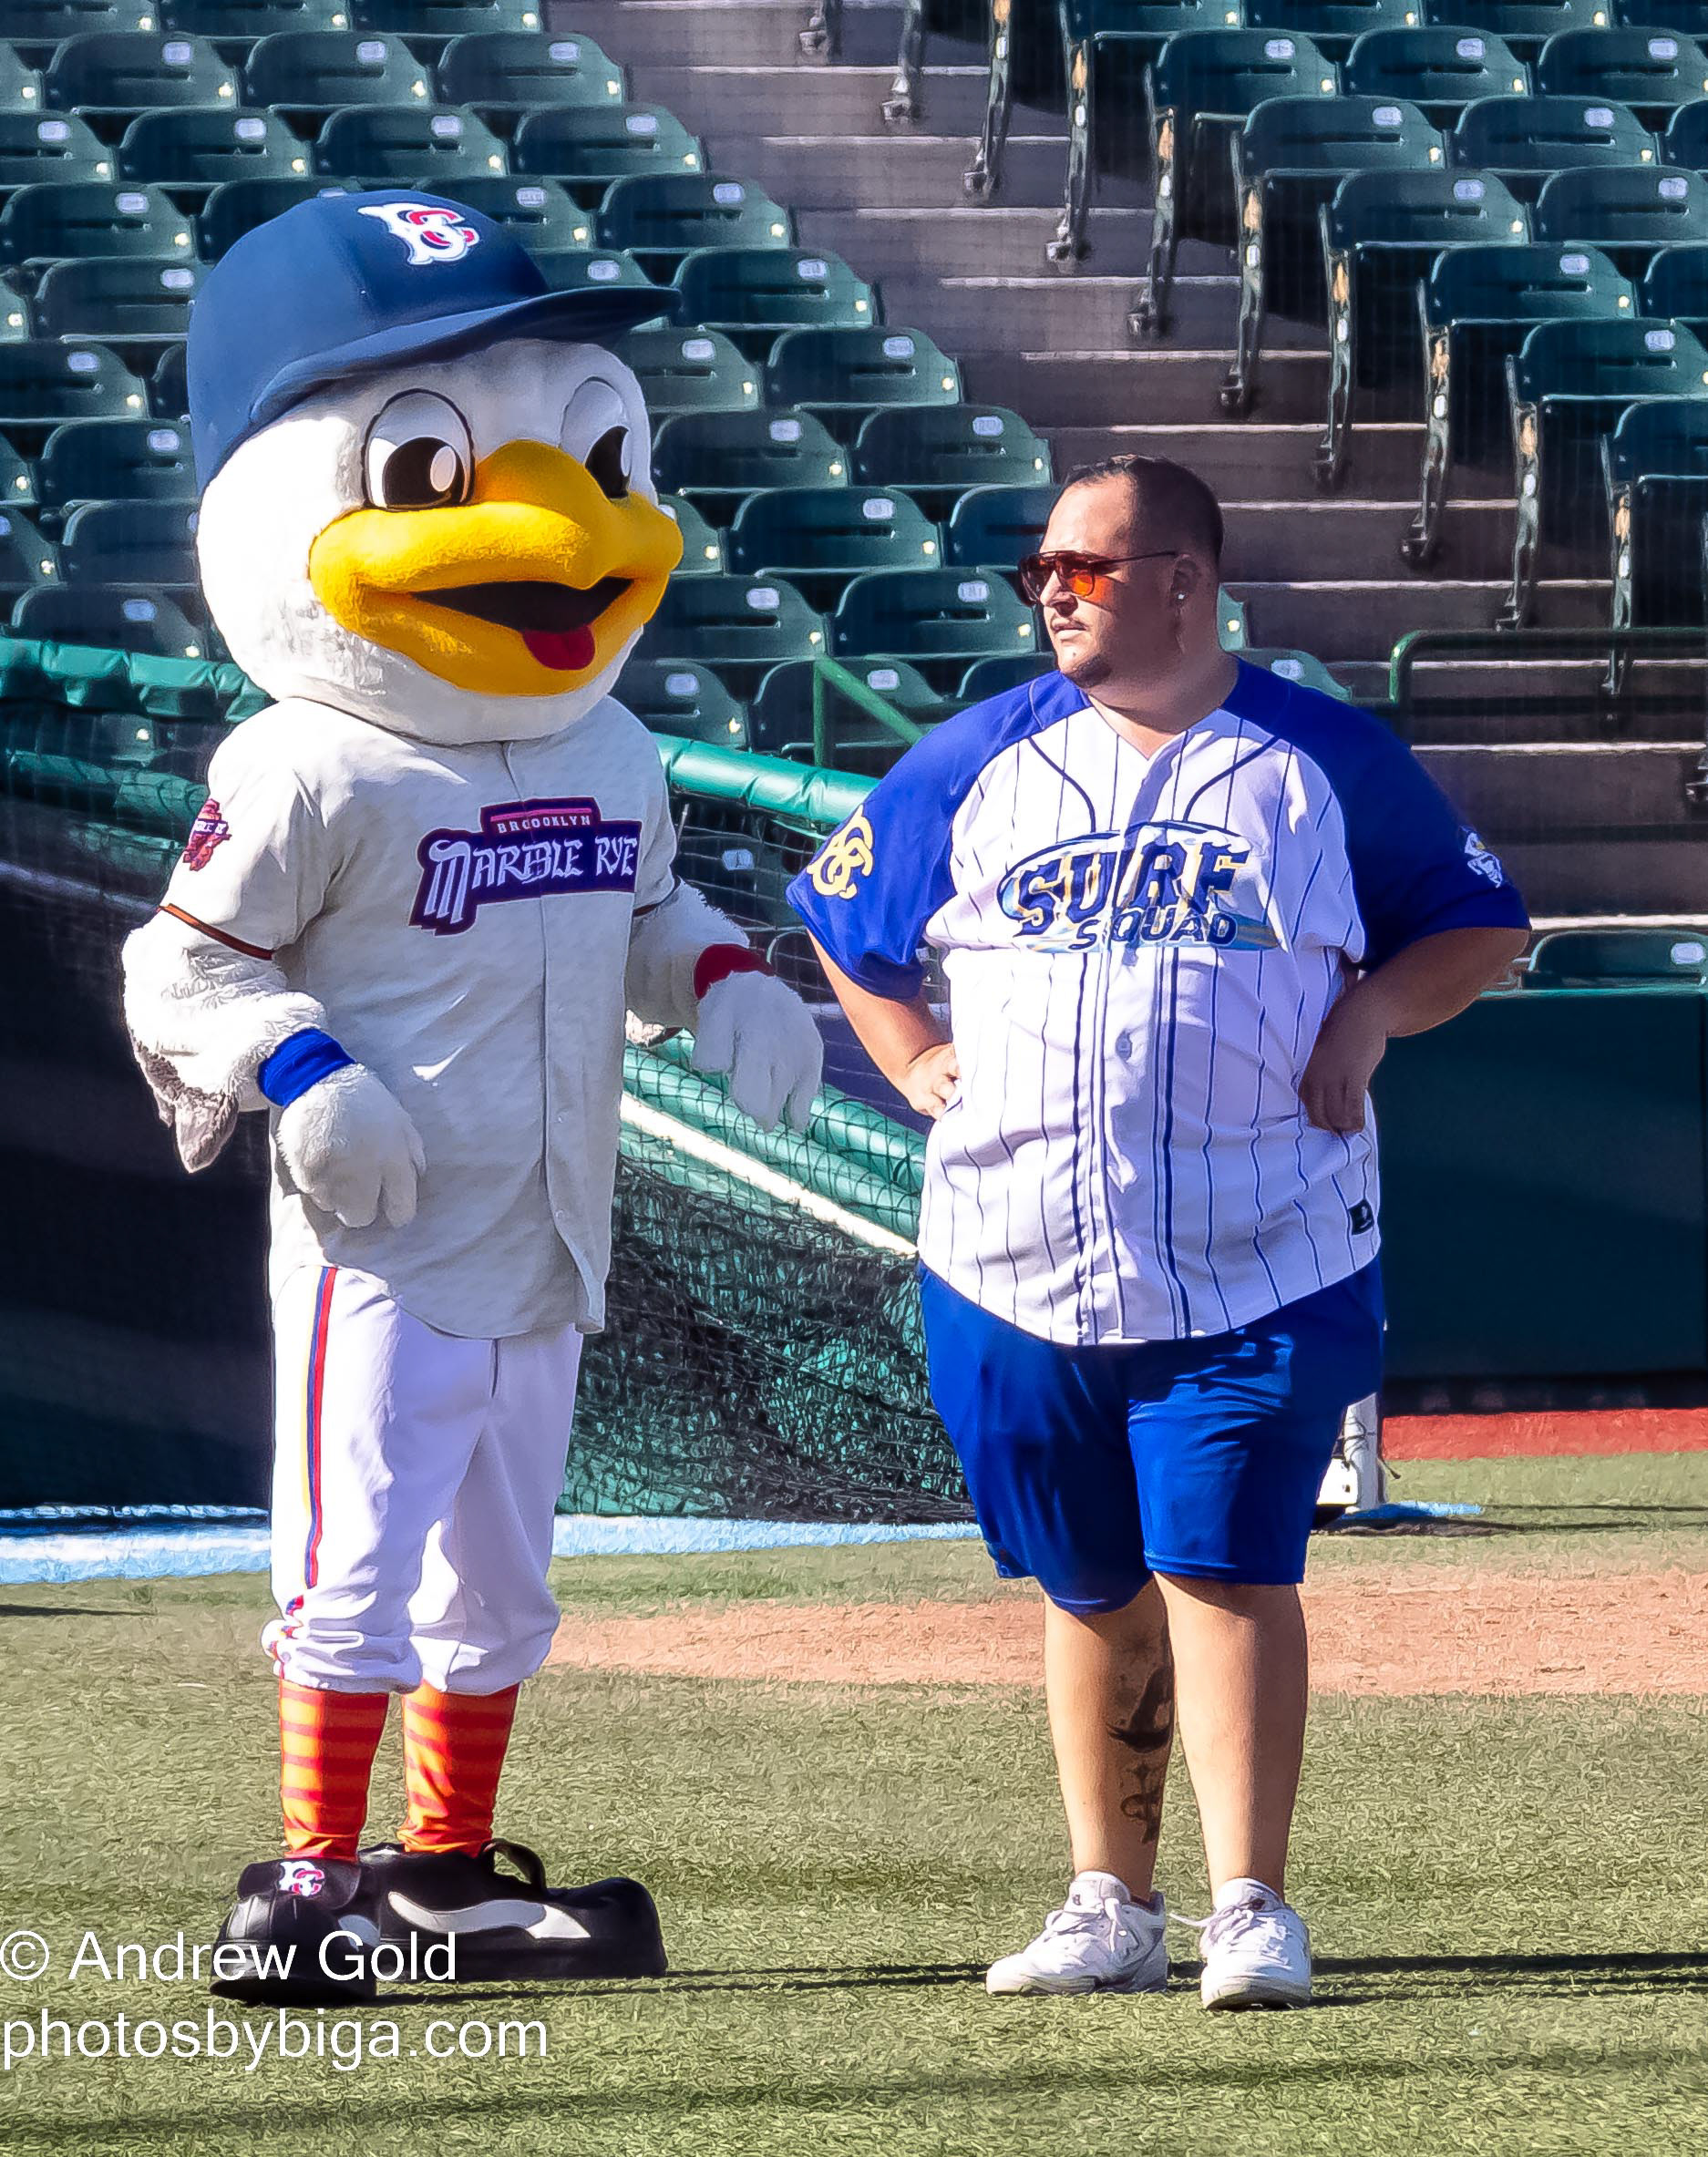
121, 192, 823, 2002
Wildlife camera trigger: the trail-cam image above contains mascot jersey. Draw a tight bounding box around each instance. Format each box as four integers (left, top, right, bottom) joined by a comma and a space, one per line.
118, 193, 822, 1984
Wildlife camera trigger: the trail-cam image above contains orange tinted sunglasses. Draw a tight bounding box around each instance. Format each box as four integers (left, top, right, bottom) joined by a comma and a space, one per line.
1017, 548, 1181, 604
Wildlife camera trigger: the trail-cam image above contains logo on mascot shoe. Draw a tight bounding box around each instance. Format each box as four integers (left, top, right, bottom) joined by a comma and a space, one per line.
182, 797, 230, 870
278, 1861, 326, 1899
358, 201, 481, 267
411, 797, 643, 936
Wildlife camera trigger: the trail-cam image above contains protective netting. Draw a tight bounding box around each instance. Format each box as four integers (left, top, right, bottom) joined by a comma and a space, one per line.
0, 639, 967, 1523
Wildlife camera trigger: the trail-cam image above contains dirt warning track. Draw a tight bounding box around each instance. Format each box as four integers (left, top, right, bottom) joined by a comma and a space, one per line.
548, 1571, 1708, 1696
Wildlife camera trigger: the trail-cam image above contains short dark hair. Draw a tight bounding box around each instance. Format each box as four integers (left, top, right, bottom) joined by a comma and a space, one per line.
1058, 453, 1224, 565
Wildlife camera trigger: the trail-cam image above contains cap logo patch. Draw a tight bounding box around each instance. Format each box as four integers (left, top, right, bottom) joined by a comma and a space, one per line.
358, 201, 480, 266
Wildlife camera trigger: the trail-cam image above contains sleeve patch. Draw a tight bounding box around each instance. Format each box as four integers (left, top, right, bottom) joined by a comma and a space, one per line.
806, 807, 876, 900
181, 797, 231, 870
1462, 829, 1506, 887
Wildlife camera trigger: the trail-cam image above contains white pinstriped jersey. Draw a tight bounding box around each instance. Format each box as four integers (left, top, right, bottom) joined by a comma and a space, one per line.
788, 661, 1528, 1347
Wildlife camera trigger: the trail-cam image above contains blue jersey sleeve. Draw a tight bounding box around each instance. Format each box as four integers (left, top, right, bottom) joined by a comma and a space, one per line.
1226, 662, 1528, 971
785, 753, 957, 1000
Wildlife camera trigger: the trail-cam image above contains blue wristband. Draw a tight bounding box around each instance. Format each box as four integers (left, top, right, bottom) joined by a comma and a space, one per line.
257, 1028, 355, 1109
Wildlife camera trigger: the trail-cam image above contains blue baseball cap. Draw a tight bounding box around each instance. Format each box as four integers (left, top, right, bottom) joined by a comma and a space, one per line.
187, 190, 669, 486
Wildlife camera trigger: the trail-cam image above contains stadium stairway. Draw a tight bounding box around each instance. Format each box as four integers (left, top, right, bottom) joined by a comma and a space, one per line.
566, 0, 1708, 920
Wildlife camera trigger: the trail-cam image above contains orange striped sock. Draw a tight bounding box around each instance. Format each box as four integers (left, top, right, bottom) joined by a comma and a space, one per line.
278, 1679, 389, 1861
400, 1683, 520, 1855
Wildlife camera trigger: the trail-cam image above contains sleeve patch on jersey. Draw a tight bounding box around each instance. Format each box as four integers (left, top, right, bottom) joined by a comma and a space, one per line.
182, 797, 231, 871
806, 808, 876, 901
1462, 829, 1506, 887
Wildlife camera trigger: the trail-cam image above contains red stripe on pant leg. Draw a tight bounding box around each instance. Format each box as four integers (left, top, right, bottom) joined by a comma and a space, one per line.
303, 1268, 336, 1591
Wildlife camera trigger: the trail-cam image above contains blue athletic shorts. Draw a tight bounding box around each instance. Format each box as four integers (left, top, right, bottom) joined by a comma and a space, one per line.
919, 1262, 1384, 1608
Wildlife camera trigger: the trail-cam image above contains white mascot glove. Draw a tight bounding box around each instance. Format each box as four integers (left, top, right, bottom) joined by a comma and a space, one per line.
691, 964, 824, 1134
276, 1063, 427, 1229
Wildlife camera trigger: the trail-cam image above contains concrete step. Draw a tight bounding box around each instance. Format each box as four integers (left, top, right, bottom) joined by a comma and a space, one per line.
1390, 661, 1705, 742
733, 131, 1071, 210
1494, 836, 1708, 915
629, 62, 1010, 137
1422, 744, 1703, 834
881, 272, 1308, 353
1046, 422, 1437, 499
1223, 498, 1515, 583
1230, 578, 1607, 662
571, 0, 908, 69
797, 205, 1151, 281
965, 347, 1330, 426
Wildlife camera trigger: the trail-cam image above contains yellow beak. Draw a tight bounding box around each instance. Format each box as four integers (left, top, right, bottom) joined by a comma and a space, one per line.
307, 438, 682, 697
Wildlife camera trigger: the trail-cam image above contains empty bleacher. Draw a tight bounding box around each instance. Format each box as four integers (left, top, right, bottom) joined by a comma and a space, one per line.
0, 0, 1700, 925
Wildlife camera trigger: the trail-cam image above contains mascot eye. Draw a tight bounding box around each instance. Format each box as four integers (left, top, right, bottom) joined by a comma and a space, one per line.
584, 425, 631, 501
364, 391, 473, 511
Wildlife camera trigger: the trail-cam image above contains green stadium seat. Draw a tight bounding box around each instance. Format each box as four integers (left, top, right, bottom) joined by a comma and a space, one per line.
435, 32, 625, 128
1525, 925, 1708, 984
728, 483, 940, 609
5, 5, 160, 57
657, 490, 725, 574
612, 324, 756, 415
1500, 313, 1708, 622
313, 104, 507, 186
149, 334, 183, 415
0, 272, 27, 337
598, 174, 793, 273
1662, 97, 1708, 168
1318, 169, 1529, 487
31, 253, 200, 344
1422, 5, 1611, 61
0, 46, 43, 113
1241, 644, 1353, 695
1403, 241, 1634, 562
1244, 3, 1424, 61
1218, 586, 1249, 645
1449, 96, 1657, 204
242, 30, 431, 122
652, 407, 847, 519
1041, 5, 1244, 270
1224, 95, 1446, 412
1341, 26, 1530, 125
511, 104, 702, 208
1132, 28, 1340, 334
438, 174, 586, 247
1535, 165, 1708, 276
0, 112, 112, 188
0, 179, 191, 274
1641, 240, 1708, 336
851, 405, 1052, 522
10, 580, 204, 654
942, 481, 1057, 569
748, 652, 945, 766
35, 413, 194, 512
0, 427, 36, 504
613, 654, 748, 748
45, 32, 237, 132
763, 325, 958, 442
119, 108, 306, 194
526, 247, 662, 302
59, 492, 199, 584
161, 3, 351, 37
0, 338, 144, 448
831, 566, 1039, 692
350, 1, 542, 44
1536, 27, 1708, 127
197, 176, 346, 258
1602, 394, 1708, 627
640, 570, 825, 696
956, 652, 1051, 701
0, 501, 57, 592
671, 246, 877, 363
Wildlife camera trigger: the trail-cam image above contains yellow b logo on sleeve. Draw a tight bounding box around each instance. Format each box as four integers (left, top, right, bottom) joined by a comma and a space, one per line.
808, 808, 876, 900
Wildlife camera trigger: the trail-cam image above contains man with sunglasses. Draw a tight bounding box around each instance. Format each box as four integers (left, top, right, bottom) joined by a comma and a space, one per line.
787, 454, 1527, 2008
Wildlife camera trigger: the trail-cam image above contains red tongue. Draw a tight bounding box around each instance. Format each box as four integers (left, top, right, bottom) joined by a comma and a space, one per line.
522, 626, 595, 672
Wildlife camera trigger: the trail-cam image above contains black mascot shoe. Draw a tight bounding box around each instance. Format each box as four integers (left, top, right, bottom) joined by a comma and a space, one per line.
209, 1855, 382, 2005
359, 1838, 668, 1982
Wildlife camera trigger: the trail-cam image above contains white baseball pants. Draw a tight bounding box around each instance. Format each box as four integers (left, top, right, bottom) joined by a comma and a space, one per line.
263, 1264, 582, 1696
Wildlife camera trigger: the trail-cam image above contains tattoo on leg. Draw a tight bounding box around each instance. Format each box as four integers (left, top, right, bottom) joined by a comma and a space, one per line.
1107, 1652, 1176, 1840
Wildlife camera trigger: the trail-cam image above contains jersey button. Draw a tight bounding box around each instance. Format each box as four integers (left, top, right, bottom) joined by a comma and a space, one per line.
1115, 1031, 1133, 1058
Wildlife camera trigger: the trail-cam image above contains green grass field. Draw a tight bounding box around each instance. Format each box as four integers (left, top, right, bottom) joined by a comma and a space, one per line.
3, 1453, 1706, 2156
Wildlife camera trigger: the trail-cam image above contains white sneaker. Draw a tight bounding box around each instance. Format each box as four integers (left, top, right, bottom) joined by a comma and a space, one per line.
985, 1871, 1169, 1997
1192, 1877, 1312, 2009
